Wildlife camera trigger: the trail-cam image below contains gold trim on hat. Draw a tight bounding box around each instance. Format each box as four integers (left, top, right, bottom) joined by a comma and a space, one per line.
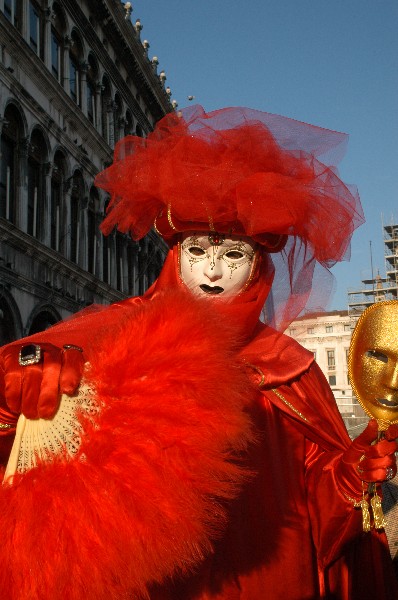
167, 203, 178, 231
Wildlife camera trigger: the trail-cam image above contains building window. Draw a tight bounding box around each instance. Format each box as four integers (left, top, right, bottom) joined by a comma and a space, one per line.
0, 105, 21, 224
0, 301, 17, 345
345, 347, 350, 365
289, 327, 296, 336
4, 0, 20, 28
29, 1, 41, 56
325, 325, 333, 333
327, 349, 335, 369
328, 375, 336, 386
51, 4, 66, 83
307, 327, 314, 334
69, 30, 83, 105
344, 323, 351, 332
0, 136, 14, 221
51, 31, 61, 79
69, 57, 79, 104
3, 0, 13, 21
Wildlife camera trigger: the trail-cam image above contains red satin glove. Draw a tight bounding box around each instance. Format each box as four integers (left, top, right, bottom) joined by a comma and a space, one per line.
335, 419, 398, 499
0, 343, 85, 420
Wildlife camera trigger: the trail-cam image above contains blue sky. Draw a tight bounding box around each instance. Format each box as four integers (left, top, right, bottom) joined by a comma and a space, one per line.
132, 0, 398, 310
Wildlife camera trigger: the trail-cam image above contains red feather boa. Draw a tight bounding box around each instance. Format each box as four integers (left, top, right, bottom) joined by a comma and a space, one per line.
0, 291, 256, 600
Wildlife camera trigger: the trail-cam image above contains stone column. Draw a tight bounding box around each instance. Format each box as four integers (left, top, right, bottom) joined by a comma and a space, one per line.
79, 195, 89, 269
42, 161, 52, 246
109, 233, 116, 287
63, 179, 72, 259
95, 83, 102, 135
17, 136, 29, 232
80, 62, 88, 117
107, 101, 115, 149
118, 116, 126, 141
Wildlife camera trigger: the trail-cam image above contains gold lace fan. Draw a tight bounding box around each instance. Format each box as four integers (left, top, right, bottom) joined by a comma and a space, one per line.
4, 382, 99, 482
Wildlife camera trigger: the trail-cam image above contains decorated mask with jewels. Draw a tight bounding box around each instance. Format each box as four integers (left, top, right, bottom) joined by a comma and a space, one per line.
180, 232, 257, 298
349, 300, 398, 425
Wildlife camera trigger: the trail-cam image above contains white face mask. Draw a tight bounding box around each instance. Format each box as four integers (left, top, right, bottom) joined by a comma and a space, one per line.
180, 232, 257, 297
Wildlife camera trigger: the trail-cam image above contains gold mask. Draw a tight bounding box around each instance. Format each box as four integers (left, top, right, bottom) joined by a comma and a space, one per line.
349, 300, 398, 426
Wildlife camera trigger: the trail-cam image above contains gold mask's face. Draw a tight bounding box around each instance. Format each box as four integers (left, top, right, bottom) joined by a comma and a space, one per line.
349, 301, 398, 423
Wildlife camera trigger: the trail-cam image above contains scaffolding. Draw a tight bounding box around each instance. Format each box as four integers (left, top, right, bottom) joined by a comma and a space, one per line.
348, 219, 398, 319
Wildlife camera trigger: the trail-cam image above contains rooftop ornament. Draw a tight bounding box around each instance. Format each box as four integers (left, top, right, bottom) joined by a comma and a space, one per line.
124, 2, 132, 19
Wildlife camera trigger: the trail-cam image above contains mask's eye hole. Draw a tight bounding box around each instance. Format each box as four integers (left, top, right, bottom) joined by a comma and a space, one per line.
224, 250, 245, 260
366, 350, 388, 363
188, 246, 206, 257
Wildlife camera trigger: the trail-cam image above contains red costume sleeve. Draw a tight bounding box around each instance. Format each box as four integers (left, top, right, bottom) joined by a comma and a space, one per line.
264, 362, 398, 599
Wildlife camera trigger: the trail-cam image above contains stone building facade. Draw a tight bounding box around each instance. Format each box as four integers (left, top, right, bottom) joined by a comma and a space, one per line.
0, 0, 172, 344
288, 310, 367, 438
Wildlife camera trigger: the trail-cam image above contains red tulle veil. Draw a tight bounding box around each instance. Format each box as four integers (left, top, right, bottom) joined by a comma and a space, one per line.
95, 105, 364, 331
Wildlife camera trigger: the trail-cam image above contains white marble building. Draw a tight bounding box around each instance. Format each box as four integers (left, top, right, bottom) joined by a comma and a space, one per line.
288, 310, 367, 437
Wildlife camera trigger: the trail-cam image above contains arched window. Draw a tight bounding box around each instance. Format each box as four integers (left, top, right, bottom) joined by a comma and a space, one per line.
28, 128, 48, 239
29, 309, 60, 334
0, 104, 23, 224
0, 300, 18, 345
69, 29, 83, 105
87, 54, 98, 126
51, 3, 66, 82
135, 123, 143, 137
29, 0, 43, 57
70, 170, 84, 264
50, 150, 66, 251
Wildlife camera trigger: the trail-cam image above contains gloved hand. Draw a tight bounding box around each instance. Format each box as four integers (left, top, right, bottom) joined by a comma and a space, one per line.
335, 419, 398, 498
0, 342, 85, 420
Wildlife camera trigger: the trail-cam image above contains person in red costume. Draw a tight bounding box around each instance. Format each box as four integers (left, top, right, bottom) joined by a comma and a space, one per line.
0, 106, 397, 600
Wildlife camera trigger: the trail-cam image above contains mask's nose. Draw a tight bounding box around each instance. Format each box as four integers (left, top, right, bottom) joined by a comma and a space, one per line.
203, 250, 223, 282
386, 360, 398, 390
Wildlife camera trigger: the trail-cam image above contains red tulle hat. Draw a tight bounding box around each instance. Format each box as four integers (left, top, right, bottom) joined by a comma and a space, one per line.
95, 105, 364, 327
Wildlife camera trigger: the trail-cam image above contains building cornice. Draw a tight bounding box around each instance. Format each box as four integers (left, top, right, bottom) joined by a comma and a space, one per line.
0, 219, 126, 304
64, 0, 172, 124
